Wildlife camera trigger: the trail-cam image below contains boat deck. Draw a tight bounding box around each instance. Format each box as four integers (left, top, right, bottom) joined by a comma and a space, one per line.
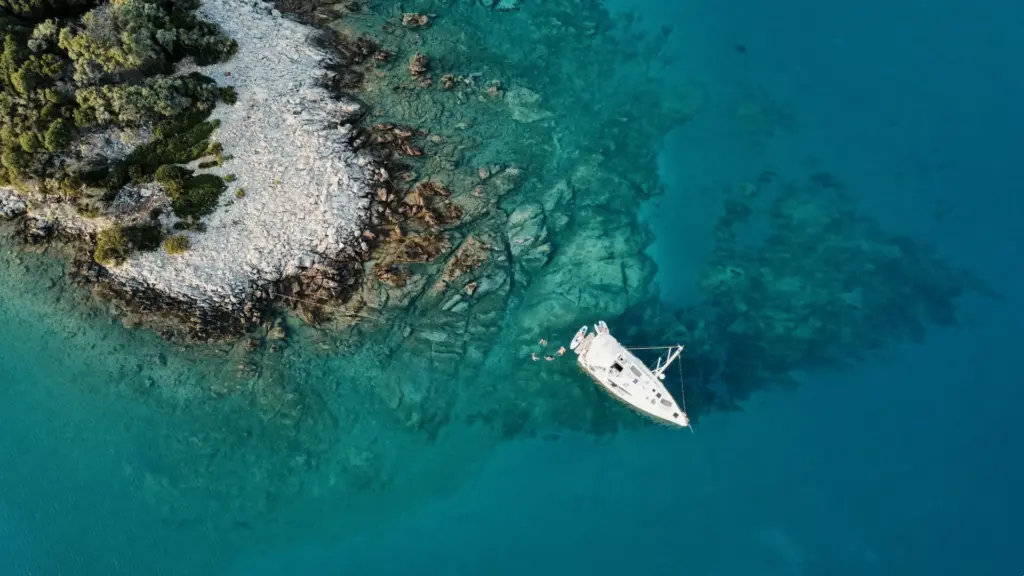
571, 326, 689, 428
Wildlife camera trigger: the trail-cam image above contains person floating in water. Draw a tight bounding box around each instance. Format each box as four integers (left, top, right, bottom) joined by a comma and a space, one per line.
529, 338, 564, 362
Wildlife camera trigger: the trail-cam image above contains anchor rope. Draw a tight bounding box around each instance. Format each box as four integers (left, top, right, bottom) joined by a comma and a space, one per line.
625, 345, 679, 351
679, 353, 694, 434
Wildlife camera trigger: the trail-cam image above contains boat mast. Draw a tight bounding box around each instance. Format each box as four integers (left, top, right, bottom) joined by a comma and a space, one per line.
651, 345, 684, 378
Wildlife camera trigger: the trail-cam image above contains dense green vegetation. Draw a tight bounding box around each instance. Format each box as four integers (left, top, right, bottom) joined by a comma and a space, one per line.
1, 0, 237, 263
1, 0, 92, 21
155, 162, 224, 220
0, 0, 234, 190
93, 221, 165, 263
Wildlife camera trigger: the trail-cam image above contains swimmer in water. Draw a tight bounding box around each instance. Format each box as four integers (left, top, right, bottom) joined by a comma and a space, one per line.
538, 338, 547, 346
557, 346, 566, 356
531, 352, 539, 361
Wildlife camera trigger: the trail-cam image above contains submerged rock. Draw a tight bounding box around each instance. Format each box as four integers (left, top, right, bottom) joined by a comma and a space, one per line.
505, 86, 554, 123
506, 203, 550, 275
660, 174, 997, 415
266, 317, 287, 341
481, 0, 521, 11
408, 52, 429, 77
401, 13, 430, 28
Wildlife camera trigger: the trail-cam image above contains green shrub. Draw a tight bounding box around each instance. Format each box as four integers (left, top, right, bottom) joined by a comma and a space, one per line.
27, 20, 59, 52
75, 200, 101, 217
94, 225, 129, 265
120, 117, 217, 178
170, 173, 224, 219
163, 234, 189, 254
55, 175, 83, 198
128, 163, 146, 184
223, 173, 235, 182
57, 1, 237, 82
154, 163, 189, 191
219, 86, 237, 104
43, 119, 72, 152
235, 187, 244, 198
18, 132, 39, 152
1, 149, 27, 177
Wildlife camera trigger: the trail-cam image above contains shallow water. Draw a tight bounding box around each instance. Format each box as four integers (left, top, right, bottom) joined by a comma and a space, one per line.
2, 0, 1022, 574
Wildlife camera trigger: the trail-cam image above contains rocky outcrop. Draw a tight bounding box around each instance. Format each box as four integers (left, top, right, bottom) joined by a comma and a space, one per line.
505, 202, 551, 280
0, 189, 26, 220
506, 160, 658, 344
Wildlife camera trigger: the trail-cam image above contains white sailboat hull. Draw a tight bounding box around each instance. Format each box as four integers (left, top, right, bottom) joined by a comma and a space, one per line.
571, 324, 689, 428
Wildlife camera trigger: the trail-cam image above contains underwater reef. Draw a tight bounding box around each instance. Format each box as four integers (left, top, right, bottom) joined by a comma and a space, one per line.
643, 172, 996, 417
0, 0, 998, 545
276, 0, 995, 442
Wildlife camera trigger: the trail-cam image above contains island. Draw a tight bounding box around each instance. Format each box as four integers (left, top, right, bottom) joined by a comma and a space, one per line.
0, 0, 392, 339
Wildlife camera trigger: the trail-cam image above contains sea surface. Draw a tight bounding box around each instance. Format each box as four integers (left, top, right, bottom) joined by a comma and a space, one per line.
2, 0, 1022, 574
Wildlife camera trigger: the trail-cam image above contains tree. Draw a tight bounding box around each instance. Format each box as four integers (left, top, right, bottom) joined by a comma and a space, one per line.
73, 75, 215, 127
18, 131, 39, 152
43, 118, 71, 151
57, 0, 235, 83
58, 2, 163, 83
1, 148, 27, 177
27, 19, 58, 52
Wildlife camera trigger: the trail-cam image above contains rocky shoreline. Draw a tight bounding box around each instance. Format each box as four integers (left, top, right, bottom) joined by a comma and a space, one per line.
2, 0, 388, 340
107, 0, 378, 314
0, 189, 26, 220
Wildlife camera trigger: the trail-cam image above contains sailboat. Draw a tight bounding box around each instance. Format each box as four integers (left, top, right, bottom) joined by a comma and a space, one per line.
569, 321, 690, 429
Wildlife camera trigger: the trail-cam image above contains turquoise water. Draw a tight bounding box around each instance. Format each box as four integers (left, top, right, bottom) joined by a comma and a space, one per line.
3, 0, 1022, 574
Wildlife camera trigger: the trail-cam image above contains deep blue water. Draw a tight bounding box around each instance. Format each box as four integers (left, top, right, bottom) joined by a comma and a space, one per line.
3, 0, 1022, 574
